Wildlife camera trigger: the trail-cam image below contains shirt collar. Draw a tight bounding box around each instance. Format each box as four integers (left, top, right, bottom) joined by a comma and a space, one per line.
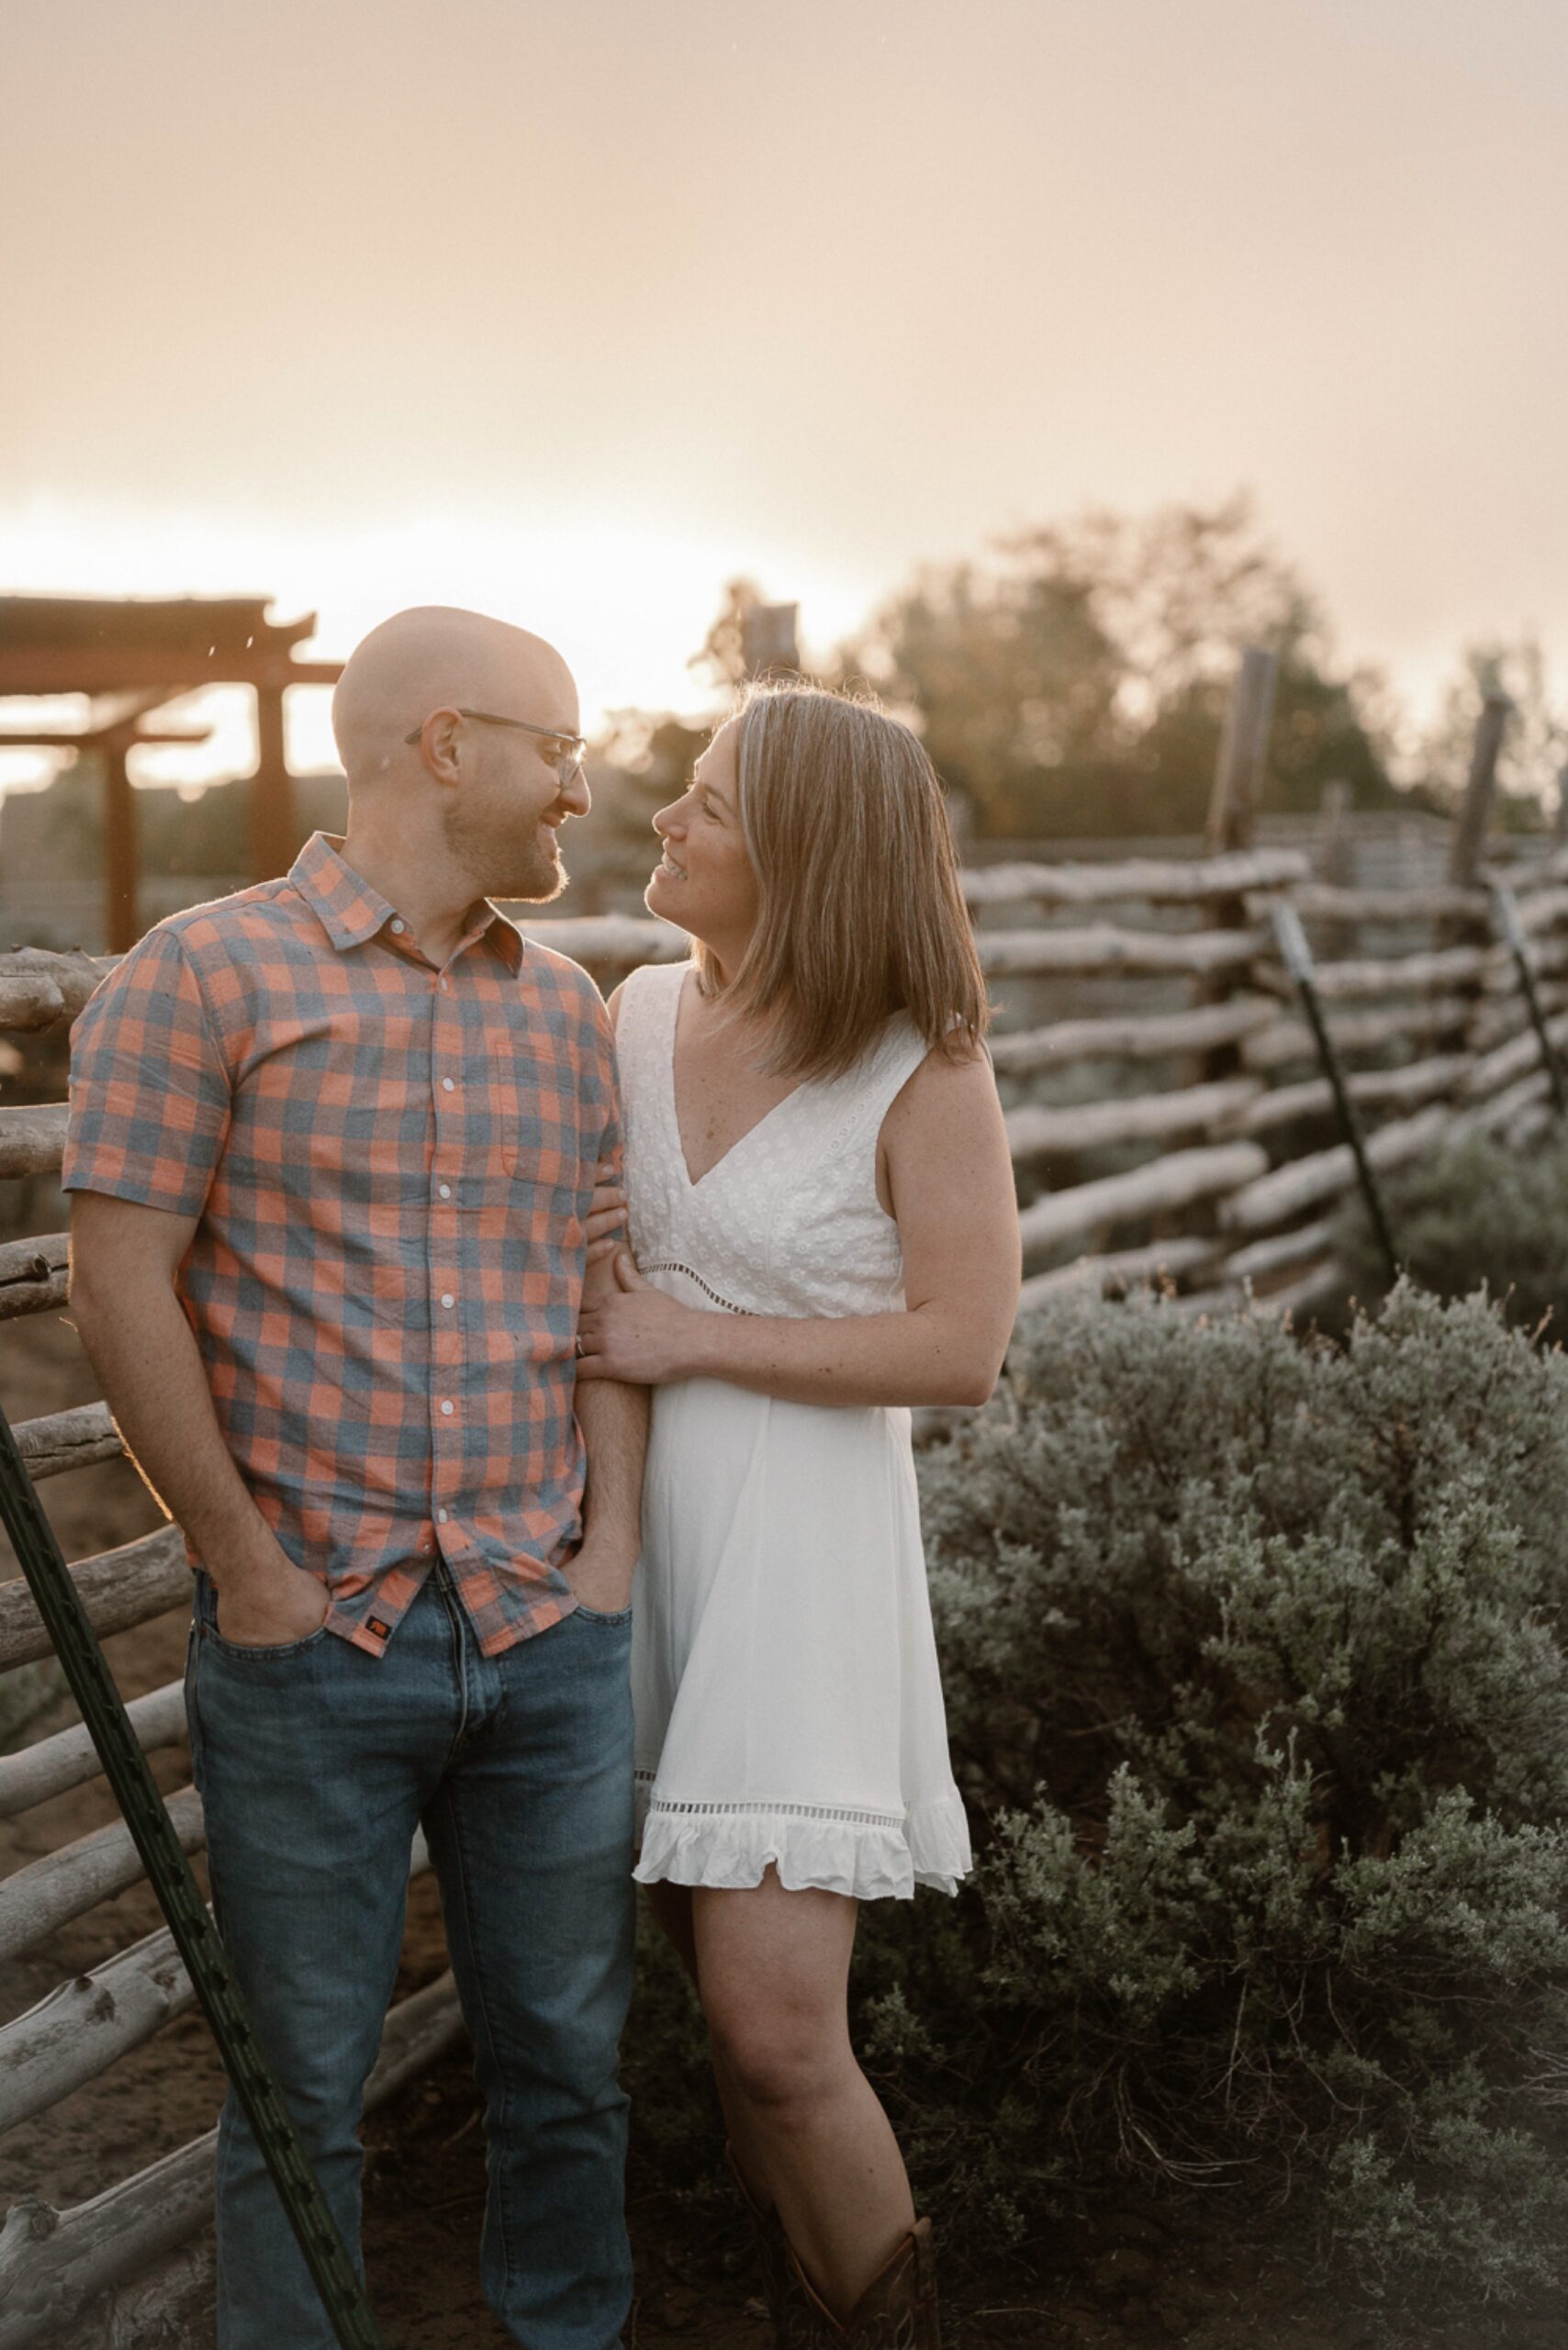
288, 834, 525, 973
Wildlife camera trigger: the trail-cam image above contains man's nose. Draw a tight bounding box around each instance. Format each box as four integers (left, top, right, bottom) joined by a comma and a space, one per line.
562, 766, 591, 817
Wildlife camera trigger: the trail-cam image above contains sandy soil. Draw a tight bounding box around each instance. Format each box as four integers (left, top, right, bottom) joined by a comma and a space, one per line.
0, 1307, 1557, 2348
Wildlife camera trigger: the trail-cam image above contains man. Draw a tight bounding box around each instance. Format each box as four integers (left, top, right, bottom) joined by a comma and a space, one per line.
63, 608, 647, 2350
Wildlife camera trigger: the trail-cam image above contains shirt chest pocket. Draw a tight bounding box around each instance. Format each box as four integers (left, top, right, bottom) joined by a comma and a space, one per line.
486, 1043, 596, 1200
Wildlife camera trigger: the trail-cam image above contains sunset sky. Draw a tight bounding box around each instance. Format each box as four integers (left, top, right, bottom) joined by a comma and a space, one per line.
3, 0, 1564, 793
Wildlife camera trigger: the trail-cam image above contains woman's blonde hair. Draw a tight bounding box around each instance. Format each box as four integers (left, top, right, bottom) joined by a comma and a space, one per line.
693, 679, 990, 1080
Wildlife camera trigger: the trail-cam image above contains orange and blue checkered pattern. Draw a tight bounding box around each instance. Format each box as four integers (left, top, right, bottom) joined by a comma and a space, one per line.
62, 833, 621, 1658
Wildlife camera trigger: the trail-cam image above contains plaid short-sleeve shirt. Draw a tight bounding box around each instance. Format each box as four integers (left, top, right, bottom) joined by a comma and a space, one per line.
62, 833, 621, 1659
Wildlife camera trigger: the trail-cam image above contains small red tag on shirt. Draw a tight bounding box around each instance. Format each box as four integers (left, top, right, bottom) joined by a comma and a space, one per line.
366, 1617, 392, 1640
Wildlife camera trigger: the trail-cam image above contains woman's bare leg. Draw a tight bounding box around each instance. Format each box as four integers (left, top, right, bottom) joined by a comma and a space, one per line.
691, 1868, 915, 2319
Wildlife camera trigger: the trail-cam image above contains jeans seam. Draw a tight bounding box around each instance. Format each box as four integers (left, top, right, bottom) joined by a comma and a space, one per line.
433, 1565, 471, 1775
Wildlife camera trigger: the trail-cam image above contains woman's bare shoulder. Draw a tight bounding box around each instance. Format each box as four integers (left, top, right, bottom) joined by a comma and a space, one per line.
886, 1036, 999, 1123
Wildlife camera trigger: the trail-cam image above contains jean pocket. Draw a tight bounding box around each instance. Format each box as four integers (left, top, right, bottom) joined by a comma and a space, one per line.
572, 1600, 634, 1628
202, 1607, 331, 1663
184, 1623, 205, 1785
202, 1620, 332, 1662
195, 1565, 331, 1660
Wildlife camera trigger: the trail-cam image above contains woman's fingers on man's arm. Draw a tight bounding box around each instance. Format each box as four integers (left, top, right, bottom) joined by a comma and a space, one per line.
586, 1179, 628, 1246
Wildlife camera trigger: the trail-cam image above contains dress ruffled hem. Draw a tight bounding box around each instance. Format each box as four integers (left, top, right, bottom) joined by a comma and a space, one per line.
632, 1791, 972, 1901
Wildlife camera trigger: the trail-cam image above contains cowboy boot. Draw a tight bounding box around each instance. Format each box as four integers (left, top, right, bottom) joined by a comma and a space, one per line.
726, 2144, 822, 2346
783, 2219, 942, 2350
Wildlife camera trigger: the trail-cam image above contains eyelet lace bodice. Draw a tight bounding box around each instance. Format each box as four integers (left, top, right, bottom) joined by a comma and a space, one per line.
616, 961, 926, 1320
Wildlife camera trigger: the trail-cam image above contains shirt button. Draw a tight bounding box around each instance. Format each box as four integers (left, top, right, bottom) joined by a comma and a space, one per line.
440, 978, 450, 991
438, 1183, 452, 1200
441, 1292, 455, 1308
442, 1077, 455, 1092
390, 918, 406, 934
437, 1507, 449, 1523
440, 1400, 454, 1416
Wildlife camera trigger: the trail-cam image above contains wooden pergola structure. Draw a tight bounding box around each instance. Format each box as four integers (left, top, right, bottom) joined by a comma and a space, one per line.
0, 598, 342, 952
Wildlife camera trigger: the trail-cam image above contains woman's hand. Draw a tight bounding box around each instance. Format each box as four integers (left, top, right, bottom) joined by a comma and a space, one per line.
576, 1252, 706, 1384
585, 1172, 628, 1266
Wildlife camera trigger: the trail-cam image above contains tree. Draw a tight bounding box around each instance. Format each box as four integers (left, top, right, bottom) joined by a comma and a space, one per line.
838, 555, 1127, 834
843, 497, 1399, 838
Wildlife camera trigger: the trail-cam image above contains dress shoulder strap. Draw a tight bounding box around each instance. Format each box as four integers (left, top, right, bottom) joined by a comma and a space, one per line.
613, 958, 684, 1065
816, 1014, 935, 1162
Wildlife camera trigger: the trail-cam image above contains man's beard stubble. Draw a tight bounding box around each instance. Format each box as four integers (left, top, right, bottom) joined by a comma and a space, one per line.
442, 800, 566, 905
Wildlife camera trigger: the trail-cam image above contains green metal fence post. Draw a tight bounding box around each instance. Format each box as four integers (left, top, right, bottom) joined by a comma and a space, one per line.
1491, 882, 1567, 1115
1271, 902, 1401, 1286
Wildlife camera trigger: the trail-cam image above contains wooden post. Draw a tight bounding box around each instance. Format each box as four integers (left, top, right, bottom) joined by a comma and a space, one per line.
1200, 647, 1280, 1080
740, 603, 800, 680
1446, 693, 1511, 887
249, 680, 294, 882
1439, 694, 1512, 1061
1206, 646, 1279, 854
101, 738, 139, 956
1316, 778, 1353, 886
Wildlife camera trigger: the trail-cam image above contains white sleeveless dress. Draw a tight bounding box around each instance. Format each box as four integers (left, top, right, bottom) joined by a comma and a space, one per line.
616, 960, 972, 1900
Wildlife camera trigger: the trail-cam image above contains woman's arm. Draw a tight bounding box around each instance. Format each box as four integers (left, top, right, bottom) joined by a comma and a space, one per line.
575, 1047, 1020, 1408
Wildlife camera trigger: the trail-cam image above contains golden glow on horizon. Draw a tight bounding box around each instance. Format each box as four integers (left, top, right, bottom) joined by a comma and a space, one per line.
0, 508, 873, 792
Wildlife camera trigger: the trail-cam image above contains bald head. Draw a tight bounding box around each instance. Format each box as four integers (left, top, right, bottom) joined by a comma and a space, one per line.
330, 607, 578, 791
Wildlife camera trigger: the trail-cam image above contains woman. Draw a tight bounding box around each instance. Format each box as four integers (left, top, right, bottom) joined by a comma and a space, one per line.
577, 681, 1020, 2346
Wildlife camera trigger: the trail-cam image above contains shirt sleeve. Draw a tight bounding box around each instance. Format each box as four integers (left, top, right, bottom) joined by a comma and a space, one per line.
62, 926, 232, 1215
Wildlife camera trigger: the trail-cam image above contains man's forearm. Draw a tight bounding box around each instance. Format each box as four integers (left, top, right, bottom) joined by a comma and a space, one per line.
574, 1375, 649, 1561
72, 1263, 289, 1592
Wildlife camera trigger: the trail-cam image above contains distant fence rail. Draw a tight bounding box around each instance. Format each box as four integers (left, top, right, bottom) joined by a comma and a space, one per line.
0, 655, 1561, 2336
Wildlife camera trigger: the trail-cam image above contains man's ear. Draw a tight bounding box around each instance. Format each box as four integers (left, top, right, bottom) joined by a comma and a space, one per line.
414, 708, 464, 785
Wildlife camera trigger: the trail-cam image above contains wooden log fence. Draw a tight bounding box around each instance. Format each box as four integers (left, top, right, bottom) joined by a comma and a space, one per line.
0, 1787, 207, 1965
0, 1236, 69, 1324
963, 845, 1306, 907
4, 673, 1567, 2332
1004, 1076, 1260, 1162
1, 1836, 433, 2136
14, 1400, 121, 1482
0, 1680, 185, 1818
990, 994, 1276, 1073
975, 921, 1267, 979
0, 1526, 189, 1673
0, 1969, 465, 2350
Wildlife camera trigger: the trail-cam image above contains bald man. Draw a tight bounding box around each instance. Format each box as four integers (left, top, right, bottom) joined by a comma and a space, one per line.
64, 609, 648, 2349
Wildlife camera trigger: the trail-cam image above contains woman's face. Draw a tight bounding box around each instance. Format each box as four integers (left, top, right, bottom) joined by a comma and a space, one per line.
645, 717, 760, 962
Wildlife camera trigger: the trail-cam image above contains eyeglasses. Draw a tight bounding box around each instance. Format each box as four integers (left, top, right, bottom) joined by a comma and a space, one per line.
404, 707, 588, 788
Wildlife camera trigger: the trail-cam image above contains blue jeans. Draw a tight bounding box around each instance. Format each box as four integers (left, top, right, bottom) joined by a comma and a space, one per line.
185, 1564, 636, 2350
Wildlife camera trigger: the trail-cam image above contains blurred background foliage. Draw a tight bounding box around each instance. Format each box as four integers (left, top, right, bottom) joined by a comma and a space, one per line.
13, 497, 1566, 892
596, 496, 1564, 845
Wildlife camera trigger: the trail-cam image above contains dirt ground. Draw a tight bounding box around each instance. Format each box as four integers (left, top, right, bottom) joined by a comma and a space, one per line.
1, 1306, 1559, 2349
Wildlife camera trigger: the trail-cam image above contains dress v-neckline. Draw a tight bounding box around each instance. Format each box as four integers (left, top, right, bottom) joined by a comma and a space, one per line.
665, 968, 812, 1192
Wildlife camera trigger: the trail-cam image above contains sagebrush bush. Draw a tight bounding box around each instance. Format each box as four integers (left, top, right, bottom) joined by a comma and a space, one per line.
883, 1284, 1568, 2300
626, 1284, 1568, 2308
1332, 1126, 1568, 1333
